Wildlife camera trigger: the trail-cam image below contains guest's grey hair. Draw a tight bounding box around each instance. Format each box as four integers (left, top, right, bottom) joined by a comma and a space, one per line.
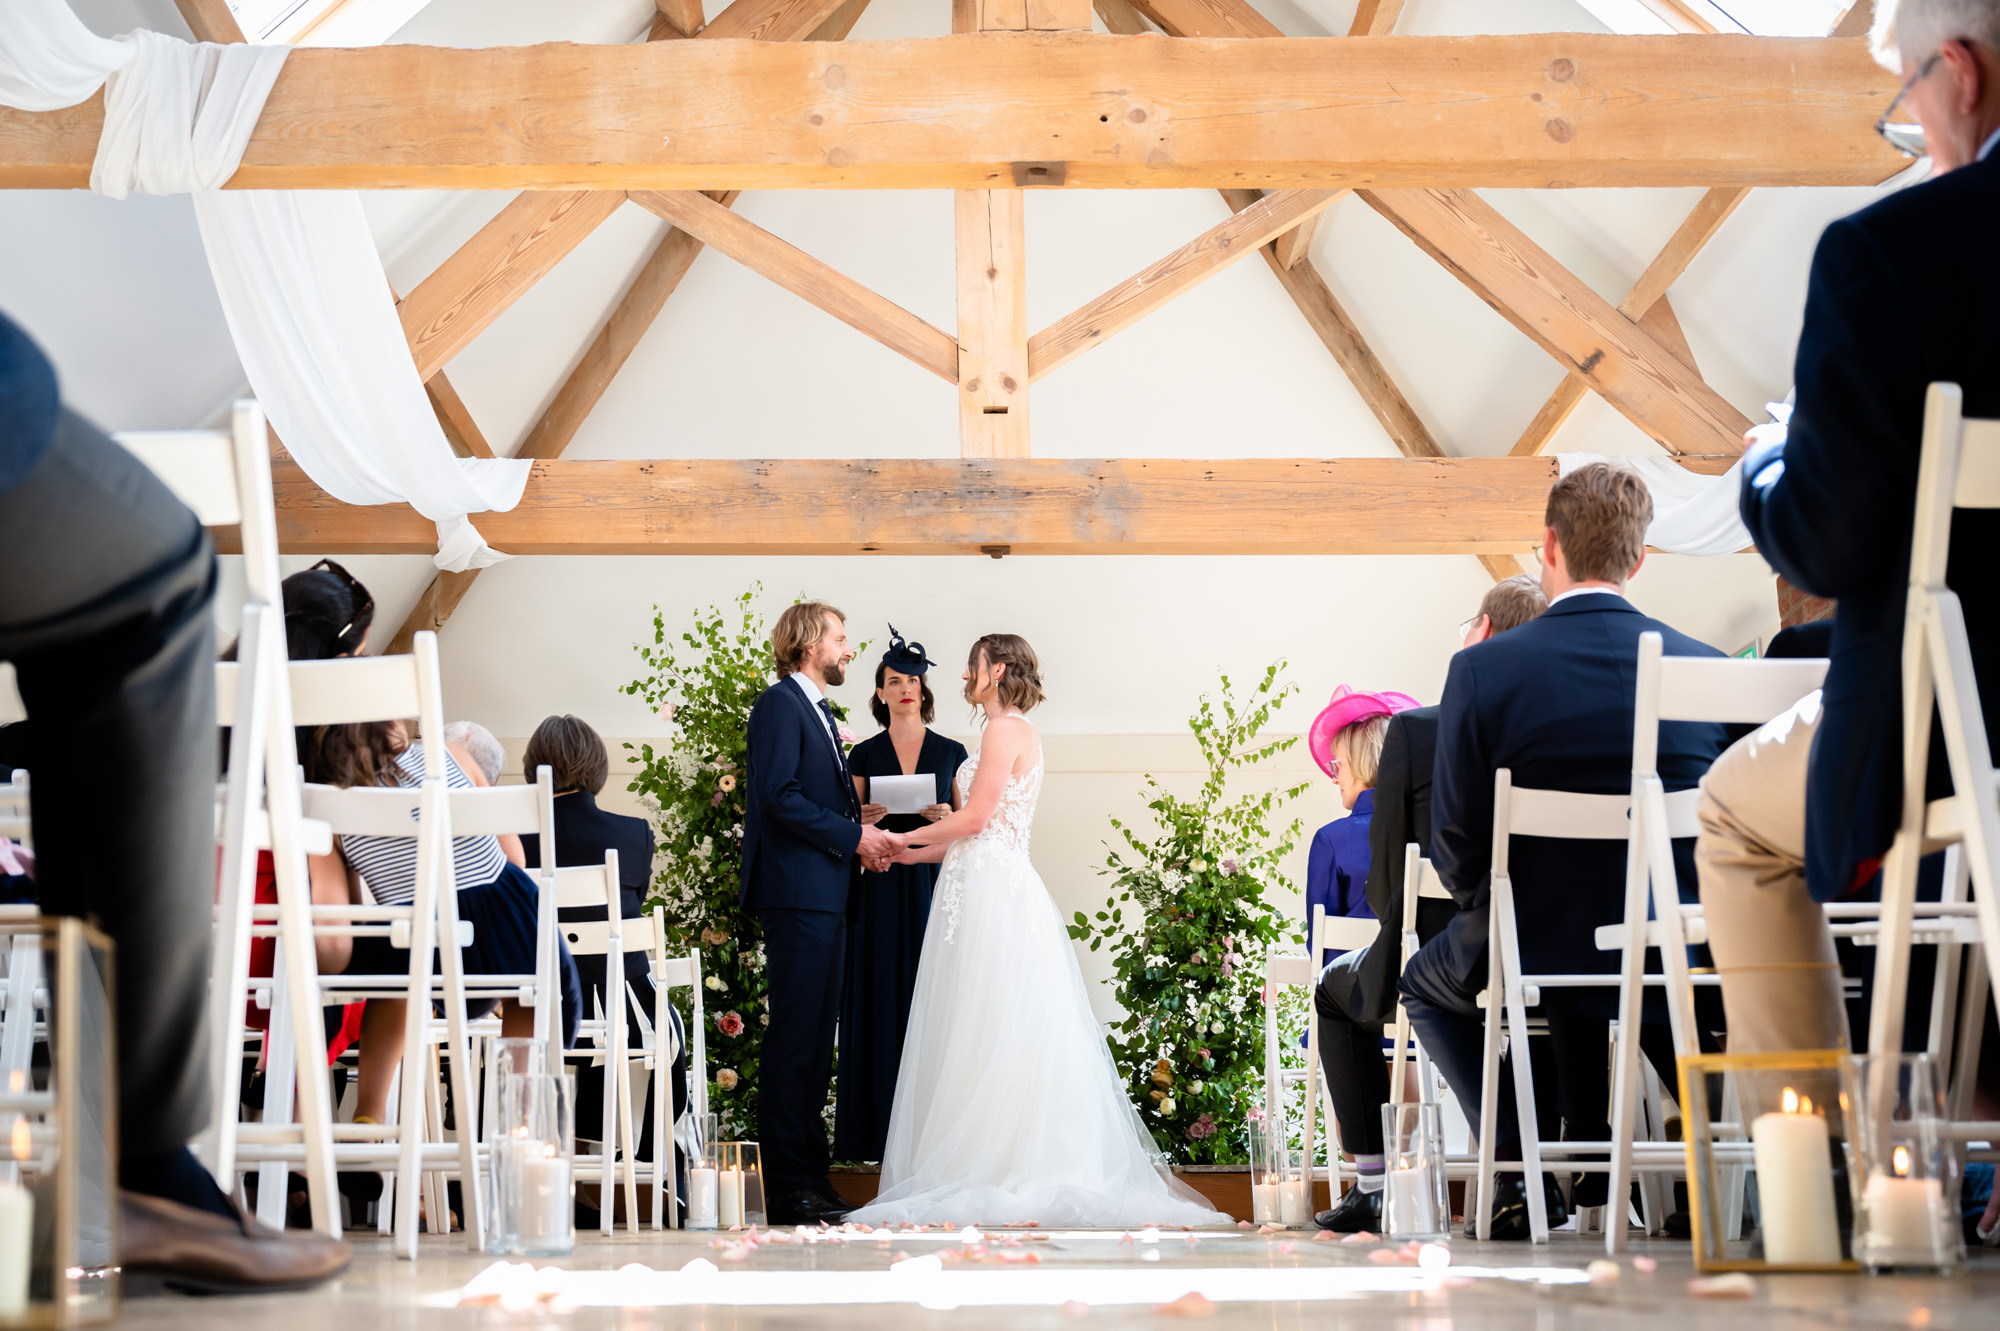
442, 720, 505, 785
1874, 0, 2000, 72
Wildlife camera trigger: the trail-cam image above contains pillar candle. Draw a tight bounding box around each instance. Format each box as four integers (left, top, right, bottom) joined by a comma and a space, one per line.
1749, 1089, 1842, 1265
0, 1180, 29, 1318
687, 1166, 719, 1230
1278, 1179, 1311, 1227
1385, 1170, 1428, 1238
718, 1167, 744, 1229
519, 1146, 571, 1241
1250, 1181, 1279, 1226
1862, 1167, 1945, 1258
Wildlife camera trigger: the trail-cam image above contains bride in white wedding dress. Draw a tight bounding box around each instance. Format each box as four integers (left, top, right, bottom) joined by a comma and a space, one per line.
849, 634, 1228, 1229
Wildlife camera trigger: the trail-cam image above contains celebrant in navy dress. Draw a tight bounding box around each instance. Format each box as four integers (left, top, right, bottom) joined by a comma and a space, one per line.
834, 628, 967, 1162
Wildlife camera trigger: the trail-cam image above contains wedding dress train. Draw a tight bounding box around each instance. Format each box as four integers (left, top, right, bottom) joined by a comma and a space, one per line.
850, 734, 1228, 1228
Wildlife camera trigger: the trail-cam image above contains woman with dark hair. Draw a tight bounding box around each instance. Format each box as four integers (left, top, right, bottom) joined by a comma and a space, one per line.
518, 714, 691, 1219
286, 563, 578, 1132
833, 627, 966, 1161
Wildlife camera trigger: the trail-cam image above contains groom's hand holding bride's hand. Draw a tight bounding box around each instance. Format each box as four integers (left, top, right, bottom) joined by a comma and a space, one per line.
856, 823, 900, 873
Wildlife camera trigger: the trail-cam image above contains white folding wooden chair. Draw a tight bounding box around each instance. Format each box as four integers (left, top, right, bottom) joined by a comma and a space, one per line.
1386, 844, 1453, 1107
1473, 769, 1711, 1242
556, 851, 639, 1235
1866, 382, 2000, 1149
652, 932, 705, 1230
1593, 634, 1830, 1251
1264, 907, 1375, 1195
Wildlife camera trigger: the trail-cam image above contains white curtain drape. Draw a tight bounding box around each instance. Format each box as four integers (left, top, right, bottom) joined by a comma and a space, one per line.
0, 1, 528, 570
1557, 453, 1752, 558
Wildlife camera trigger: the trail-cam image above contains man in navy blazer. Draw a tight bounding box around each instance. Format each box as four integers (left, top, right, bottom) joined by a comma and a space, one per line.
1697, 7, 2000, 1071
742, 602, 897, 1225
1398, 464, 1729, 1238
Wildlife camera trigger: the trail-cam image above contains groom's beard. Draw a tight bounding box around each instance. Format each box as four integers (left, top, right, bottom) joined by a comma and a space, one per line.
822, 660, 847, 688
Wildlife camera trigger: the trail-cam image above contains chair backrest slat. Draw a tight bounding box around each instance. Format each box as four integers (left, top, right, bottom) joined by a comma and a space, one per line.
116, 431, 241, 527
288, 655, 426, 728
1655, 655, 1829, 723
301, 783, 429, 838
1950, 417, 2000, 509
447, 784, 545, 837
554, 862, 618, 912
1505, 784, 1633, 841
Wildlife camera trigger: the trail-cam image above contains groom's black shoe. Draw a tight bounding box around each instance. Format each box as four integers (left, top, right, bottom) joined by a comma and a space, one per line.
768, 1189, 849, 1227
1315, 1184, 1383, 1233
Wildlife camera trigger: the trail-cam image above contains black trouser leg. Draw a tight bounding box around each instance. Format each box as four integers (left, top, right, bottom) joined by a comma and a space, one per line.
756, 907, 844, 1197
1314, 954, 1388, 1156
0, 411, 218, 1161
1398, 938, 1524, 1158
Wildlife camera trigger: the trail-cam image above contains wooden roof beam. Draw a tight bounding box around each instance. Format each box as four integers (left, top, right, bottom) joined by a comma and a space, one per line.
0, 35, 1904, 192
1027, 188, 1341, 382
1364, 188, 1750, 472
244, 455, 1561, 557
631, 190, 958, 382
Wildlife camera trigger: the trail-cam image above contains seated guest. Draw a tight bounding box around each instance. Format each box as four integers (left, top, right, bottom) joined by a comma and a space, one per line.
1398, 463, 1729, 1238
0, 310, 346, 1285
1314, 576, 1547, 1231
1304, 684, 1419, 969
1698, 1, 2000, 1077
444, 719, 506, 786
518, 713, 690, 1216
296, 567, 579, 1128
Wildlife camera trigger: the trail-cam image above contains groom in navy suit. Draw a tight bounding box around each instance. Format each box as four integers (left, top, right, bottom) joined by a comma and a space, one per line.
741, 601, 897, 1225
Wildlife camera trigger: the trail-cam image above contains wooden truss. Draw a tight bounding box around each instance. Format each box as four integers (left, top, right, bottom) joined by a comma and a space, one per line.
125, 0, 1884, 646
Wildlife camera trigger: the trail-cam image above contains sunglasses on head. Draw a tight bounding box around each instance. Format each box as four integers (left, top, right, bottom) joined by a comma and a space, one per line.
307, 558, 374, 647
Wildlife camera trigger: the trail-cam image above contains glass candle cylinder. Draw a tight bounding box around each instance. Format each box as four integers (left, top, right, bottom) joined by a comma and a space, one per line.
703, 1142, 766, 1230
1246, 1114, 1280, 1226
1381, 1102, 1450, 1242
1842, 1052, 1963, 1275
488, 1071, 574, 1256
1277, 1148, 1312, 1228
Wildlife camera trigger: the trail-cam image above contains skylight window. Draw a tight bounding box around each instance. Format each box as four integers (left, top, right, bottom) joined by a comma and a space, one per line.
1573, 0, 1853, 36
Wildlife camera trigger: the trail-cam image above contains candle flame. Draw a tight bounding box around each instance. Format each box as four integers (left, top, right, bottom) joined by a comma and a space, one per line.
1781, 1087, 1799, 1114
1894, 1145, 1911, 1177
542, 1143, 556, 1159
1798, 1094, 1814, 1116
10, 1118, 28, 1161
6, 1070, 20, 1094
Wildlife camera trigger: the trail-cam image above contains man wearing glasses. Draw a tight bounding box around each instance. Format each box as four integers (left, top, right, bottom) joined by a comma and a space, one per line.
1694, 0, 2000, 1226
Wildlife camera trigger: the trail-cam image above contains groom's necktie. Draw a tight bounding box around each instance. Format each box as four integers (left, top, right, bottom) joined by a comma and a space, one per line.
815, 698, 855, 804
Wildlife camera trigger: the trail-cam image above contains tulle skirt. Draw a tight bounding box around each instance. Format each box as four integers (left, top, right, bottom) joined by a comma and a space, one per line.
849, 840, 1228, 1228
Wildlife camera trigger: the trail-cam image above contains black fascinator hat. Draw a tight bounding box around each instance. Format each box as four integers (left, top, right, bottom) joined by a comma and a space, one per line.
881, 624, 937, 676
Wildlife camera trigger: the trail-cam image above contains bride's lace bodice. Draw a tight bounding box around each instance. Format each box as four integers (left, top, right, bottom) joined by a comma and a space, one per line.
954, 744, 1044, 857
937, 740, 1044, 944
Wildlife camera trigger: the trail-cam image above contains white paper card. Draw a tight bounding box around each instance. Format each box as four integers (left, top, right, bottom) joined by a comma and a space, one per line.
869, 775, 935, 816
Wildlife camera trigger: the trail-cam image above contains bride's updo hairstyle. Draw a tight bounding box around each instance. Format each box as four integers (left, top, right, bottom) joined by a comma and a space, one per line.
965, 633, 1045, 714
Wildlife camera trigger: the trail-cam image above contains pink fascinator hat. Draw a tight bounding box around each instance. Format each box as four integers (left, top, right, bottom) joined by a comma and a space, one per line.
1309, 685, 1421, 780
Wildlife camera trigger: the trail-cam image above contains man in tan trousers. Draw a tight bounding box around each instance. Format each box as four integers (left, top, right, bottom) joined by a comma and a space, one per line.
1699, 2, 2000, 1070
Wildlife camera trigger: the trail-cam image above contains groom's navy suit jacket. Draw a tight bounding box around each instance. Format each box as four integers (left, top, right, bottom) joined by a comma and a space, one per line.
1427, 594, 1729, 992
740, 675, 864, 913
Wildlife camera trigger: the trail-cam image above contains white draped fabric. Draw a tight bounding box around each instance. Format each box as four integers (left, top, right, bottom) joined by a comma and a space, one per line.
0, 1, 528, 570
1556, 453, 1752, 558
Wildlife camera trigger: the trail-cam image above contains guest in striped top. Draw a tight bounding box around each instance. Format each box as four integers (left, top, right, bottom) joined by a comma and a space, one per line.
295, 566, 578, 1128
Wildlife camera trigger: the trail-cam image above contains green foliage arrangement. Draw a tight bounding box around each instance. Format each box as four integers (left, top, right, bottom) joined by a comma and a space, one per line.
620, 588, 861, 1137
1068, 664, 1311, 1164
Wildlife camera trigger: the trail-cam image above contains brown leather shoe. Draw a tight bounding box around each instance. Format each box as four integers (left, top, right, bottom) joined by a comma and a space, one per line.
120, 1192, 351, 1294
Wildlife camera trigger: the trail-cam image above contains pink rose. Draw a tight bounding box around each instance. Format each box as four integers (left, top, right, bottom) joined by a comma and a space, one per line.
1185, 1114, 1217, 1141
838, 725, 855, 746
717, 1011, 745, 1037
715, 1068, 739, 1090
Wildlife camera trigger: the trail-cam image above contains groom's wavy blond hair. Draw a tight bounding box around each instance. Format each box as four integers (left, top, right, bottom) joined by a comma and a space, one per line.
965, 634, 1045, 714
771, 600, 845, 678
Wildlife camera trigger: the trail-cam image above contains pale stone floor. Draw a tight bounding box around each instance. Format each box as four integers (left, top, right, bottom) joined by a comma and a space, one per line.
112, 1227, 2000, 1330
